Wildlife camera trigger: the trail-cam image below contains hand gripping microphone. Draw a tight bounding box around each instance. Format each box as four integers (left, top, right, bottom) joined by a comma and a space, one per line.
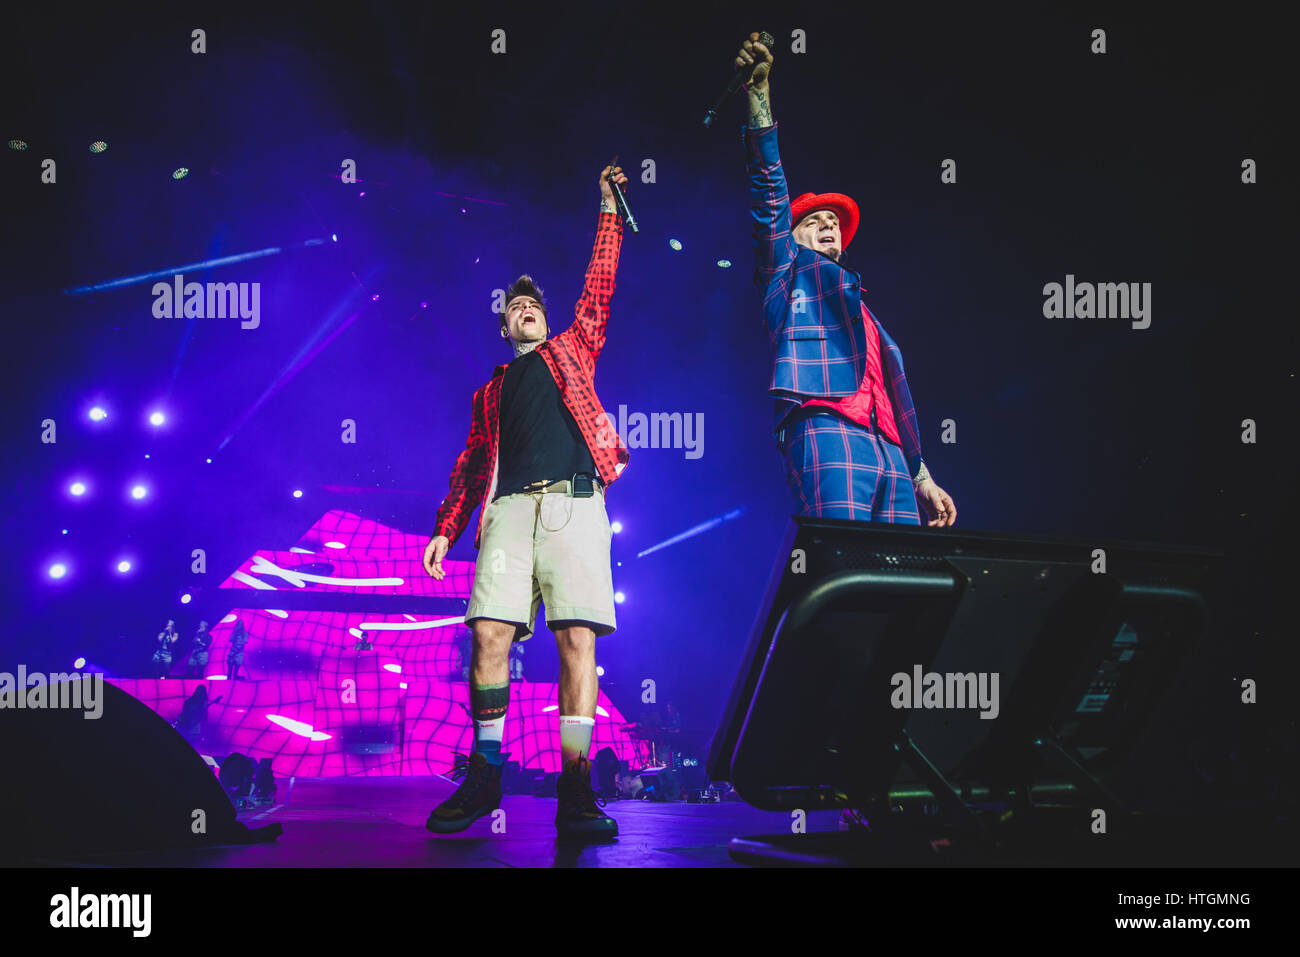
606, 156, 638, 233
703, 31, 775, 127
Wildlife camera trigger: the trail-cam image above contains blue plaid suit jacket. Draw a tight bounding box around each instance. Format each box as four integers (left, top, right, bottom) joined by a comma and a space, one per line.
745, 122, 925, 480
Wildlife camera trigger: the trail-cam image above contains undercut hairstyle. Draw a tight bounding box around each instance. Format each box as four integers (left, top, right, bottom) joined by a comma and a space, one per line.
500, 274, 548, 332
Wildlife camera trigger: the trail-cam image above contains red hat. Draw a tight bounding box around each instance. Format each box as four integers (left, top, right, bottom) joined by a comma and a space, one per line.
790, 192, 859, 251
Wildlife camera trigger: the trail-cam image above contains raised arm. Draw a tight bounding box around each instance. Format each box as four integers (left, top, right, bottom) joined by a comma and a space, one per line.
565, 163, 627, 364
739, 33, 796, 297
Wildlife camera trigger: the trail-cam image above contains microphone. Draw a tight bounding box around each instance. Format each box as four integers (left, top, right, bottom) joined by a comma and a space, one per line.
606, 158, 638, 233
703, 31, 775, 128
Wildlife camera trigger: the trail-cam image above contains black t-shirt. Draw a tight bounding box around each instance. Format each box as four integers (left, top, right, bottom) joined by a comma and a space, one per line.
495, 348, 596, 499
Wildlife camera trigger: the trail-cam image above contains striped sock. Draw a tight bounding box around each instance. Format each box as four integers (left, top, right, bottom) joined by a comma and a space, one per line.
471, 681, 509, 766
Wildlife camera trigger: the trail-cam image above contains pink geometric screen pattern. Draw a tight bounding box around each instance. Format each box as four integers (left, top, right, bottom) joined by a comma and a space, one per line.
117, 510, 635, 775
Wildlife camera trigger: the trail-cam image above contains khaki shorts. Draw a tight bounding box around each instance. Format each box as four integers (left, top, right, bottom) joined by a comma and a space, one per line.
465, 487, 616, 640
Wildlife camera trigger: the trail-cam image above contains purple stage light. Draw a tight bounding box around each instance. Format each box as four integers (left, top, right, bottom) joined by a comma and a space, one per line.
370, 293, 380, 302
420, 301, 428, 309
130, 484, 148, 500
205, 457, 212, 464
149, 411, 166, 426
74, 657, 86, 669
610, 520, 623, 533
89, 406, 107, 421
61, 529, 68, 535
116, 559, 132, 573
596, 665, 605, 677
331, 233, 338, 242
69, 480, 87, 496
180, 593, 192, 604
614, 591, 625, 603
293, 489, 303, 498
48, 562, 68, 580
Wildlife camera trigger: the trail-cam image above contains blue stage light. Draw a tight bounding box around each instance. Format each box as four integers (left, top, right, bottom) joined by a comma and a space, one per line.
180, 593, 192, 604
636, 507, 747, 558
89, 406, 107, 421
130, 484, 148, 500
149, 411, 165, 426
614, 591, 625, 603
669, 239, 683, 251
610, 520, 623, 533
48, 562, 68, 580
292, 489, 303, 498
69, 481, 87, 496
717, 259, 732, 268
116, 559, 132, 573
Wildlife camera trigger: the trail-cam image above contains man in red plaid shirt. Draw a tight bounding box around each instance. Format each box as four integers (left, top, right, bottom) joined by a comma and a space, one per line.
422, 164, 629, 840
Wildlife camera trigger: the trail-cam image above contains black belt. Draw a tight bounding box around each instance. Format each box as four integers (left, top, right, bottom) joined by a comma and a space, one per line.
516, 475, 604, 495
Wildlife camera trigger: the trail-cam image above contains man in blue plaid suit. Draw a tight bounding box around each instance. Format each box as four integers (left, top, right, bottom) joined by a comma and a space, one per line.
738, 33, 957, 526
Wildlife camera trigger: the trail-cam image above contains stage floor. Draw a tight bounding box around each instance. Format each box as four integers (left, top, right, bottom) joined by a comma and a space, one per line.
28, 776, 846, 868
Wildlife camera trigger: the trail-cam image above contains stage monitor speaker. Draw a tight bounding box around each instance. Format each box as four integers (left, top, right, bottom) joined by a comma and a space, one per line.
707, 517, 1221, 814
0, 677, 280, 863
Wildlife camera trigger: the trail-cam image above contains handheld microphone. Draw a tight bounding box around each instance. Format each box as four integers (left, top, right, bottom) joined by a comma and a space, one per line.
606, 157, 638, 233
703, 31, 775, 127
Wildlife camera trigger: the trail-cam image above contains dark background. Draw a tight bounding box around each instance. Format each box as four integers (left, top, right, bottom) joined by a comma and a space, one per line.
1, 4, 1293, 766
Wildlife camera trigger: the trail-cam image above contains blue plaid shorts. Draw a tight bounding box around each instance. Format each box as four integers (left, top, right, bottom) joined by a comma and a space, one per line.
777, 410, 921, 524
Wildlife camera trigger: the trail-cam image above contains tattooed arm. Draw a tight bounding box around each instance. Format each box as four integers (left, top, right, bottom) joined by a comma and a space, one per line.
737, 31, 774, 128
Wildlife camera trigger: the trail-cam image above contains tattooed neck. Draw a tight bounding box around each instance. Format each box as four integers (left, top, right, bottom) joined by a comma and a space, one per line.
512, 338, 544, 358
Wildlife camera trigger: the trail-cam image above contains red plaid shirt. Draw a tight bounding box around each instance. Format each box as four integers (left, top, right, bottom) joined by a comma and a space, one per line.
433, 211, 629, 549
